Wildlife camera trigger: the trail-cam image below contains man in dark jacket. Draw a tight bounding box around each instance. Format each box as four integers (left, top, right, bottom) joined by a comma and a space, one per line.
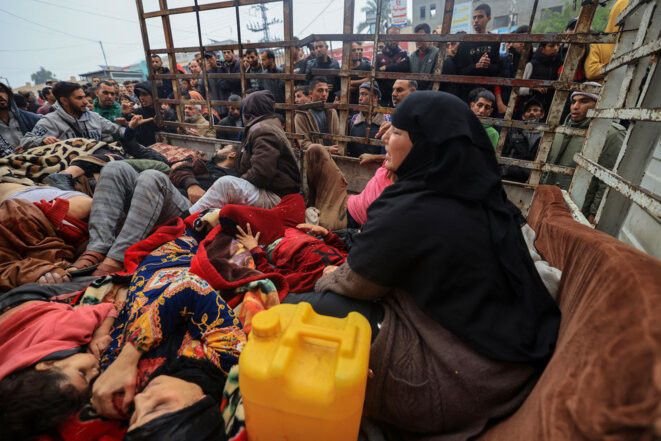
501, 98, 545, 182
215, 50, 243, 117
259, 50, 286, 104
454, 4, 500, 101
132, 81, 177, 147
0, 82, 41, 156
217, 94, 243, 141
375, 26, 411, 106
347, 82, 386, 158
305, 41, 341, 102
151, 55, 174, 99
188, 90, 301, 213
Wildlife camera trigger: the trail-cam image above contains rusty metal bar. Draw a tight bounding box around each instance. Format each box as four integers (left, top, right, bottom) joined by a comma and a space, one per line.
143, 0, 281, 18
364, 0, 383, 148
307, 32, 617, 44
601, 39, 661, 75
528, 0, 599, 186
154, 72, 306, 80
234, 4, 246, 97
497, 157, 576, 175
312, 132, 385, 146
283, 0, 294, 134
158, 0, 185, 124
431, 0, 452, 92
480, 116, 587, 136
150, 40, 300, 54
135, 0, 163, 128
574, 153, 661, 218
193, 0, 214, 134
495, 0, 539, 158
587, 107, 661, 122
338, 0, 355, 155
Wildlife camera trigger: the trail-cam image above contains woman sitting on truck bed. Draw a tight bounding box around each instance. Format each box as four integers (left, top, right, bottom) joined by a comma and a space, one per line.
285, 91, 561, 439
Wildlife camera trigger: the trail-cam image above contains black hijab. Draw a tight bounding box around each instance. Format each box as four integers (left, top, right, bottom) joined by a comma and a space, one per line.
124, 357, 227, 441
348, 91, 560, 363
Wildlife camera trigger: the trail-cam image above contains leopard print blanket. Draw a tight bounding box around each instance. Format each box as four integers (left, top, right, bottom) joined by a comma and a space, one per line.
0, 138, 124, 185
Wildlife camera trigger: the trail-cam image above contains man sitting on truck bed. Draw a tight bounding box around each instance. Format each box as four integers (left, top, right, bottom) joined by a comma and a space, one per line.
541, 82, 624, 223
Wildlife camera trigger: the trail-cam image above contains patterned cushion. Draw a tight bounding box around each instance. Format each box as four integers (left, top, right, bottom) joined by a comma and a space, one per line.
148, 142, 205, 163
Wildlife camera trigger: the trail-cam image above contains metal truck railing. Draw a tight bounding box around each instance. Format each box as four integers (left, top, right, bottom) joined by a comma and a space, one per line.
135, 0, 661, 257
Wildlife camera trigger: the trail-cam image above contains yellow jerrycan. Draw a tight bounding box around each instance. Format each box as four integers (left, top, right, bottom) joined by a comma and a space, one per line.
239, 302, 371, 441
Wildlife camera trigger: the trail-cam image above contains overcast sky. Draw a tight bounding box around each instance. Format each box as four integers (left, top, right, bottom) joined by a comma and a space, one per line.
0, 0, 413, 88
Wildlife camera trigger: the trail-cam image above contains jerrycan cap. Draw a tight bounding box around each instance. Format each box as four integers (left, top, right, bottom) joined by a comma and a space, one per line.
252, 309, 281, 338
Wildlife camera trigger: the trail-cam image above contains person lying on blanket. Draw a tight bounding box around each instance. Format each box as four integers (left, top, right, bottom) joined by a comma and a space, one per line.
235, 222, 349, 293
0, 245, 245, 441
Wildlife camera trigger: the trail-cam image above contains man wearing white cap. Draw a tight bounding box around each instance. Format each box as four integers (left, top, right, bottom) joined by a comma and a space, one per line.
541, 82, 625, 223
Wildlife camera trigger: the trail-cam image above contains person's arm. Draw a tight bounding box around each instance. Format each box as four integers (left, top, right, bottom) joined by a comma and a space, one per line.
584, 44, 605, 81
384, 53, 411, 72
518, 62, 533, 96
314, 261, 387, 301
19, 118, 58, 148
241, 134, 281, 188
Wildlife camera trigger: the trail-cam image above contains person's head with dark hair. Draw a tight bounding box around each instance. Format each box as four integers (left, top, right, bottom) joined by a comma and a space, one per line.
0, 361, 96, 440
414, 23, 433, 53
358, 81, 381, 107
42, 86, 56, 105
87, 85, 98, 100
294, 85, 310, 104
472, 4, 491, 33
12, 93, 29, 110
243, 88, 256, 97
91, 77, 101, 87
260, 49, 277, 71
133, 81, 154, 108
313, 40, 329, 60
309, 76, 329, 102
151, 54, 164, 72
241, 89, 275, 124
212, 143, 241, 166
392, 79, 417, 107
386, 26, 401, 51
565, 17, 578, 32
0, 83, 13, 114
222, 93, 241, 120
97, 81, 117, 109
469, 87, 495, 117
245, 48, 260, 70
120, 94, 134, 115
124, 358, 227, 441
52, 81, 88, 117
351, 41, 364, 64
508, 25, 530, 54
538, 32, 560, 57
521, 97, 546, 122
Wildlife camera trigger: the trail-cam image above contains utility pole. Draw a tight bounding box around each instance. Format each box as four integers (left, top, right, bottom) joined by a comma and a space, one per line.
99, 41, 109, 67
247, 4, 281, 42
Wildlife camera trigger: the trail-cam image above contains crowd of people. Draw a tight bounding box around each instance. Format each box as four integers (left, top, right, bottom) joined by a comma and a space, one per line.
0, 1, 628, 440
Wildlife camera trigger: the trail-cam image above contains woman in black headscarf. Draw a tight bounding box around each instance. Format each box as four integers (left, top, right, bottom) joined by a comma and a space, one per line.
286, 91, 560, 439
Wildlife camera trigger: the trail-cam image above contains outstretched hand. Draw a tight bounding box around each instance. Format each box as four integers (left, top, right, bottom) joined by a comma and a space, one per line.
296, 223, 329, 237
128, 115, 155, 130
236, 223, 261, 250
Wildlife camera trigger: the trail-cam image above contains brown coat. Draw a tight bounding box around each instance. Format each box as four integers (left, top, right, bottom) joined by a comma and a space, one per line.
0, 199, 73, 290
235, 115, 301, 197
315, 264, 537, 440
294, 108, 340, 150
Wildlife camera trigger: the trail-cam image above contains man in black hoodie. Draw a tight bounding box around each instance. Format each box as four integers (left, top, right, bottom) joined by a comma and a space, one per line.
132, 81, 177, 147
0, 82, 41, 156
454, 4, 500, 102
305, 41, 341, 103
374, 26, 411, 107
151, 55, 174, 99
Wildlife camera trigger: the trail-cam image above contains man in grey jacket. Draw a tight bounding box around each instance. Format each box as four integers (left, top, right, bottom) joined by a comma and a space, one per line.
410, 23, 440, 90
20, 81, 162, 190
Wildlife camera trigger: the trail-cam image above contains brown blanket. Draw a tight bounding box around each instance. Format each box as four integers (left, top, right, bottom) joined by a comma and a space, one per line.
0, 199, 73, 291
478, 185, 661, 441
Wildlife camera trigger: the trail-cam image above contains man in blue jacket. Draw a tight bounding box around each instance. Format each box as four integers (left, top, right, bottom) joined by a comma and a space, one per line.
0, 82, 41, 157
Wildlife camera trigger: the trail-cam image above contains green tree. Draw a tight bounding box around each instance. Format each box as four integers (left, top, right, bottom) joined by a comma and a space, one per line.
532, 0, 611, 34
357, 0, 392, 33
30, 67, 57, 85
